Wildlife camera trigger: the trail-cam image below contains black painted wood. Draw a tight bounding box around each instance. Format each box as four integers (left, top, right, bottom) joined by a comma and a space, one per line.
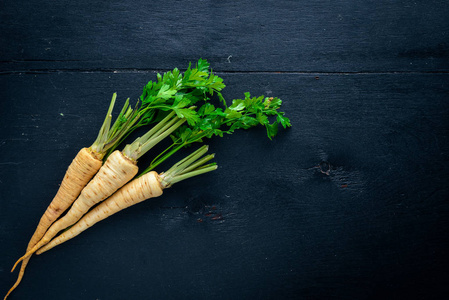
1, 72, 448, 299
1, 0, 449, 72
1, 1, 449, 299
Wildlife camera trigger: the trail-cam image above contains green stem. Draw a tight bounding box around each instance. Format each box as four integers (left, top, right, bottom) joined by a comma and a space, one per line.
108, 98, 131, 137
103, 111, 155, 160
103, 100, 140, 151
150, 140, 183, 166
136, 118, 185, 160
138, 111, 177, 146
122, 113, 187, 161
181, 154, 215, 174
166, 165, 217, 186
89, 94, 148, 161
165, 145, 209, 174
139, 128, 213, 175
159, 145, 217, 188
139, 141, 186, 176
90, 93, 117, 157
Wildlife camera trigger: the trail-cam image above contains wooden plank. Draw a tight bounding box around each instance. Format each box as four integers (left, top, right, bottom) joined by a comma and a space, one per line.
1, 0, 449, 72
1, 72, 448, 299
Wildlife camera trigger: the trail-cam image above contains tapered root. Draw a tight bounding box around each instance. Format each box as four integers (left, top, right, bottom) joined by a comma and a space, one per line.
35, 171, 164, 255
12, 150, 137, 274
5, 257, 29, 300
11, 254, 26, 273
6, 148, 103, 299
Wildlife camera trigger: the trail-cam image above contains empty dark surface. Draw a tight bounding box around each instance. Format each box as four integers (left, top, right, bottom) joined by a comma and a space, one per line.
1, 1, 449, 300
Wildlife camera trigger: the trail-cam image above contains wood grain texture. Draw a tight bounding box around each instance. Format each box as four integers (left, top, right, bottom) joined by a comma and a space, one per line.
1, 72, 448, 299
1, 0, 449, 299
1, 0, 448, 72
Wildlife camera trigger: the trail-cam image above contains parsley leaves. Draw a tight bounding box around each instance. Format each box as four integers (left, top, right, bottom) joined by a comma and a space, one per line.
137, 58, 225, 127
141, 92, 291, 174
104, 59, 225, 157
99, 59, 290, 170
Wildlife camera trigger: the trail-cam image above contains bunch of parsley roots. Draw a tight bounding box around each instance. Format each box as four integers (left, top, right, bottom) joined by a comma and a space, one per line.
6, 59, 291, 299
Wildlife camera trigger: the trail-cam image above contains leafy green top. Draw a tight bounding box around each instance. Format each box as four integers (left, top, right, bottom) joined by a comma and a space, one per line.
102, 59, 226, 158
192, 92, 291, 140
90, 59, 290, 167
135, 58, 225, 128
140, 92, 291, 174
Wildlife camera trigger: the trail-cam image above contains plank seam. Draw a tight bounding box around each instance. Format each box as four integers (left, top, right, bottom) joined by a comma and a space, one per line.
1, 69, 448, 75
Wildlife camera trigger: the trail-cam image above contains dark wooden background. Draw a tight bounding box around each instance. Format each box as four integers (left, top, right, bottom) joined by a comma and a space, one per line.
1, 1, 449, 299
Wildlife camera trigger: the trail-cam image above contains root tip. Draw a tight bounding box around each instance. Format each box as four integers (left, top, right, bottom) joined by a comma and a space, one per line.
5, 284, 17, 300
11, 257, 23, 273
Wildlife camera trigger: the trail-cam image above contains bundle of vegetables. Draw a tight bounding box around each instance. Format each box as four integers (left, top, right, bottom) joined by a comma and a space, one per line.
37, 145, 217, 254
5, 59, 224, 299
5, 59, 290, 299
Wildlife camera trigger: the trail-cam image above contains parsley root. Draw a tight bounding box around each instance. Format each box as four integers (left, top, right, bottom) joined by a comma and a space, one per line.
5, 94, 136, 300
11, 150, 138, 270
6, 59, 226, 299
36, 146, 216, 254
5, 59, 292, 299
12, 112, 186, 270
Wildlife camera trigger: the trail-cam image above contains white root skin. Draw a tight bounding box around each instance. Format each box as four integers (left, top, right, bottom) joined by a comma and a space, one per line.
13, 150, 138, 267
30, 147, 103, 247
6, 147, 102, 300
37, 171, 163, 254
